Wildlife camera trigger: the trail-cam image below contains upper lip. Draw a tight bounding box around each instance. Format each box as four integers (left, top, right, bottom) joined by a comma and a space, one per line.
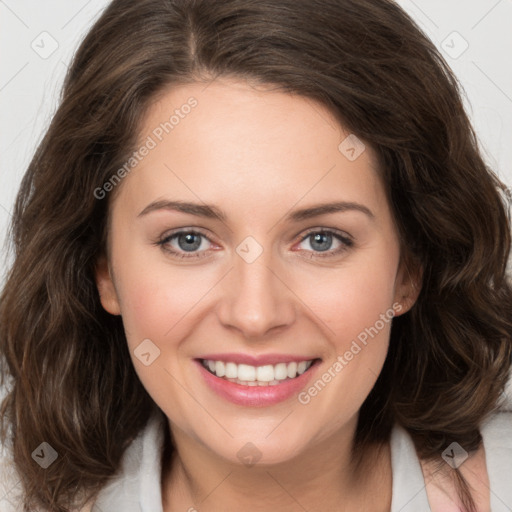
196, 353, 320, 366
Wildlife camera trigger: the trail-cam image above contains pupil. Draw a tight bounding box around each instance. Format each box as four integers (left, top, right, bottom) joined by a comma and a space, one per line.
311, 232, 332, 252
178, 233, 201, 251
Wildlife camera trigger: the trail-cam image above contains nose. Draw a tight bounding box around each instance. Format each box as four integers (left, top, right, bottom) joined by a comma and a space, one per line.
216, 248, 296, 339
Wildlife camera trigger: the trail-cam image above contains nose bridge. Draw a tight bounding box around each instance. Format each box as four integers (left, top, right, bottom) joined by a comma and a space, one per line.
217, 240, 295, 337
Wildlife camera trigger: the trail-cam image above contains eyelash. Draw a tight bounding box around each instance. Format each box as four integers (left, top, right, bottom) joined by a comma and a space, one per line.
155, 228, 354, 260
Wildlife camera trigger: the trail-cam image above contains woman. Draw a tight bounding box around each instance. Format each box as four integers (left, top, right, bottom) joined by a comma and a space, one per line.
1, 0, 511, 511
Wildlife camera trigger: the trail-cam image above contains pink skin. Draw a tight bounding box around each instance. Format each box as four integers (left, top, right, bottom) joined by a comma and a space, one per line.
95, 78, 420, 511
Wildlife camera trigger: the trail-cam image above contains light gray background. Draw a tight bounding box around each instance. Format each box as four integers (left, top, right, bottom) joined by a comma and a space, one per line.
1, 0, 512, 271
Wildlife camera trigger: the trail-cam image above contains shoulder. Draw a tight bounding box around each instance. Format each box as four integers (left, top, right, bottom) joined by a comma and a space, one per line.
0, 380, 23, 511
0, 400, 166, 512
391, 408, 512, 512
91, 409, 166, 512
0, 436, 23, 511
481, 408, 512, 442
480, 410, 512, 511
480, 403, 512, 469
420, 410, 512, 512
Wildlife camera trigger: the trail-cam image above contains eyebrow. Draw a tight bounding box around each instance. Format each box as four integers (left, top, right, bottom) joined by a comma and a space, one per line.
137, 199, 374, 222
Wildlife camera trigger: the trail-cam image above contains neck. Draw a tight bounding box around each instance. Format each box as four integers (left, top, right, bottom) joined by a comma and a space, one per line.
161, 416, 392, 512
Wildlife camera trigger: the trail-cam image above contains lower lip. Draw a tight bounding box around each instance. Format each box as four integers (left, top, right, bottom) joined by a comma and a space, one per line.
194, 359, 321, 407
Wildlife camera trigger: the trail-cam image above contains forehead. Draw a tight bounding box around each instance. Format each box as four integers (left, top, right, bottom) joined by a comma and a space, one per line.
112, 78, 388, 224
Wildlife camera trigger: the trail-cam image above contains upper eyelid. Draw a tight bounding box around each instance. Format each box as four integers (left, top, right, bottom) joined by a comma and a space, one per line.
160, 227, 214, 241
298, 227, 353, 241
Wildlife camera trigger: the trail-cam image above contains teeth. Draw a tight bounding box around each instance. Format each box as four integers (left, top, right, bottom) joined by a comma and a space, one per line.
287, 362, 298, 378
202, 358, 315, 383
257, 365, 275, 382
225, 362, 237, 379
238, 364, 256, 381
215, 361, 225, 377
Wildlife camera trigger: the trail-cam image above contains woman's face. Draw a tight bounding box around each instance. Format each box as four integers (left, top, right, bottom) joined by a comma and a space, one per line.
96, 78, 417, 464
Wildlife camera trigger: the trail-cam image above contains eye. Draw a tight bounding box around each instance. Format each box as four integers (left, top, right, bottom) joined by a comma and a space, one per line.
156, 229, 215, 259
154, 227, 353, 260
295, 229, 353, 258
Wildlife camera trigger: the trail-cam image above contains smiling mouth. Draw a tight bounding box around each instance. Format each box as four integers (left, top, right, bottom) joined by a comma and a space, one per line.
199, 358, 321, 386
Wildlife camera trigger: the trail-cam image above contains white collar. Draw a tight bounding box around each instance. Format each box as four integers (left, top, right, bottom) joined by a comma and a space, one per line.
93, 410, 165, 512
93, 410, 512, 512
93, 410, 428, 512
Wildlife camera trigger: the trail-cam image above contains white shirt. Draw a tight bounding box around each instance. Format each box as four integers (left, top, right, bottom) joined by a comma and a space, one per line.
92, 409, 512, 512
1, 400, 512, 511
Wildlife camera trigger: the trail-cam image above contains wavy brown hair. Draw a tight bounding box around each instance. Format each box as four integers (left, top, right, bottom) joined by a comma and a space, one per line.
1, 0, 511, 510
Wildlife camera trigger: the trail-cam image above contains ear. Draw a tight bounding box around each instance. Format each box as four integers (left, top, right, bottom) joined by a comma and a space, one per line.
95, 254, 121, 315
393, 256, 423, 317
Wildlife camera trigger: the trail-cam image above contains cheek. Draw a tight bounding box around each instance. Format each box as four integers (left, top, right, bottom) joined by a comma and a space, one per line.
111, 242, 227, 366
115, 264, 209, 348
295, 245, 399, 410
111, 255, 213, 412
307, 254, 399, 347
